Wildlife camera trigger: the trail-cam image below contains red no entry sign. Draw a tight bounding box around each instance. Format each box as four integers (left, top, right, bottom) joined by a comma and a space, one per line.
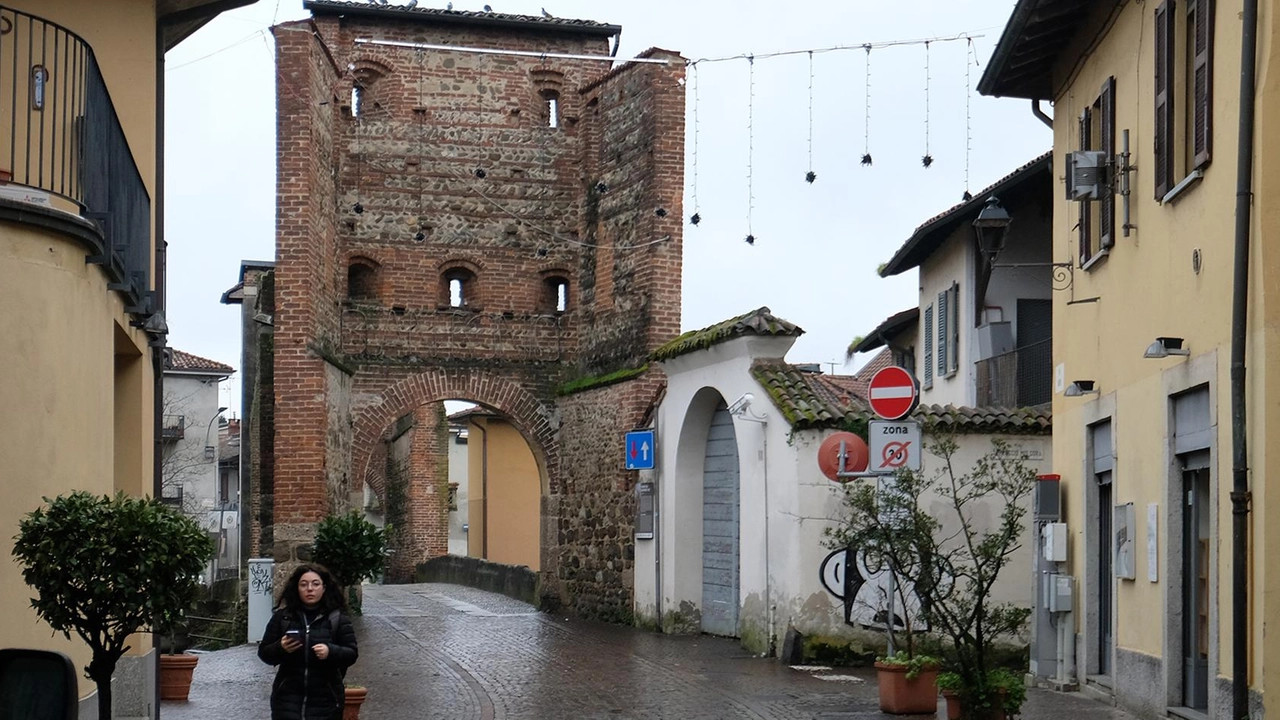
867, 366, 920, 421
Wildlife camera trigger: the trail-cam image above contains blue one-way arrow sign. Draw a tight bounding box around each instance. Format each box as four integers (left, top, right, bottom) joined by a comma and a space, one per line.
625, 430, 655, 470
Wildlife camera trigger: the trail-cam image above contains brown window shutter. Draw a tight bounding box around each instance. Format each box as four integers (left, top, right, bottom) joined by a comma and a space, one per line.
1100, 77, 1116, 249
1192, 0, 1214, 168
1079, 107, 1093, 264
1154, 0, 1175, 198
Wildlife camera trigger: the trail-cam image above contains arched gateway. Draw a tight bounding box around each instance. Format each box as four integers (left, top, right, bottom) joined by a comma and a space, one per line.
258, 2, 685, 618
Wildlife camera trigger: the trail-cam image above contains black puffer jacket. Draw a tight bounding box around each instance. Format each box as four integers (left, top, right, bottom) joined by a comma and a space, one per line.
258, 607, 358, 720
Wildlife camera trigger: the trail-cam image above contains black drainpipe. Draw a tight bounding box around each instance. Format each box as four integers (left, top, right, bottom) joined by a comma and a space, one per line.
1031, 99, 1053, 129
1231, 0, 1259, 717
152, 24, 167, 720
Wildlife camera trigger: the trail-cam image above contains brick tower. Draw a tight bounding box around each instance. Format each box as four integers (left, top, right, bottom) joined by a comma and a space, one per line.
270, 1, 683, 616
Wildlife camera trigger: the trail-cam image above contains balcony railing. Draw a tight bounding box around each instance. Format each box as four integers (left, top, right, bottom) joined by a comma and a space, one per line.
0, 7, 151, 312
975, 338, 1052, 408
162, 414, 185, 440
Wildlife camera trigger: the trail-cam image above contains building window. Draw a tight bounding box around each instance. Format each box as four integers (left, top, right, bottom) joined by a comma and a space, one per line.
541, 89, 560, 129
1078, 77, 1116, 266
892, 346, 916, 377
441, 266, 478, 308
540, 274, 569, 313
923, 305, 934, 390
347, 261, 378, 301
1154, 0, 1213, 199
937, 283, 959, 378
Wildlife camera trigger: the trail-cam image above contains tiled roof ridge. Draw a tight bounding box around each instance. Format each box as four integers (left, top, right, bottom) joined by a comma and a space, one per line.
650, 307, 803, 362
304, 0, 620, 33
168, 349, 234, 374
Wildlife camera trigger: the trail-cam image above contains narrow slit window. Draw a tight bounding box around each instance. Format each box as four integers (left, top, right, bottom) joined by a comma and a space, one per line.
556, 281, 567, 312
450, 278, 464, 307
352, 85, 364, 118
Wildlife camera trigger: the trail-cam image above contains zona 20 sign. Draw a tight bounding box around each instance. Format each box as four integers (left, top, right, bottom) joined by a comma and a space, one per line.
867, 366, 920, 421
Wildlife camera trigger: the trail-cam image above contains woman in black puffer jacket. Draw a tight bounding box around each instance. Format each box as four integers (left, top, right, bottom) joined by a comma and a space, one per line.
258, 563, 359, 720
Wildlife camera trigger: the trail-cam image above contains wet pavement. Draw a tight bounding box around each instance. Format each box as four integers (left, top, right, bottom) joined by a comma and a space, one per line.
161, 583, 1137, 719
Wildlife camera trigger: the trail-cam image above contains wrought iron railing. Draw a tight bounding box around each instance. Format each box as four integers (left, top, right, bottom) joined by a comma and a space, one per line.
975, 338, 1052, 408
0, 7, 151, 310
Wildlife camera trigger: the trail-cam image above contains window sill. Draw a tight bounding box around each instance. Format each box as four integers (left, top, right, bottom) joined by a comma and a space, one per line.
1081, 249, 1109, 272
1160, 168, 1205, 205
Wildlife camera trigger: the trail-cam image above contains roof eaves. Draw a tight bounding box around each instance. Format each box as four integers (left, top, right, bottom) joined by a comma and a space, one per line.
977, 0, 1095, 101
881, 152, 1051, 277
849, 307, 919, 355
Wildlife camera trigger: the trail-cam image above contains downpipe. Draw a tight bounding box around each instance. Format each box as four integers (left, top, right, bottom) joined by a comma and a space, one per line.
1230, 0, 1259, 717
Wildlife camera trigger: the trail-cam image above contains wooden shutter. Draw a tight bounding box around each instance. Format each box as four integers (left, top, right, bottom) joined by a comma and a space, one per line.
1154, 0, 1175, 198
1078, 107, 1093, 264
937, 290, 948, 377
1100, 77, 1117, 249
924, 305, 934, 387
1191, 0, 1213, 168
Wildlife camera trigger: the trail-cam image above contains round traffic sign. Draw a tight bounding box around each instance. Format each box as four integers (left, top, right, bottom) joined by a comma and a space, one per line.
867, 366, 920, 421
818, 431, 869, 482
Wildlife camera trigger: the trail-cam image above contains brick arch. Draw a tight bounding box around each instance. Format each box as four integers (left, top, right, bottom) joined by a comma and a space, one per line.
351, 368, 558, 502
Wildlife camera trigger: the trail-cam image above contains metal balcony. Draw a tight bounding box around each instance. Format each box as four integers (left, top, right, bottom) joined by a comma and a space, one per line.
0, 6, 152, 313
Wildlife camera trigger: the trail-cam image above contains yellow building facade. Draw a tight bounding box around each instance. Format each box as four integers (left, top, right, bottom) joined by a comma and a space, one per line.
0, 0, 253, 715
982, 1, 1277, 718
466, 415, 542, 571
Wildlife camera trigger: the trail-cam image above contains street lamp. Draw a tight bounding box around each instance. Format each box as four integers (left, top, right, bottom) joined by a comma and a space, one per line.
204, 407, 226, 580
973, 195, 1012, 263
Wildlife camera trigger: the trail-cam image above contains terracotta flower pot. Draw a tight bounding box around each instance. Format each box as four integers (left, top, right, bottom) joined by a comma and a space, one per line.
343, 686, 368, 720
940, 688, 1006, 720
159, 653, 199, 702
874, 661, 940, 715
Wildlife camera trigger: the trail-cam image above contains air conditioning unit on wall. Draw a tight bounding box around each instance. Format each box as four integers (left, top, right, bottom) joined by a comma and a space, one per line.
1066, 150, 1109, 201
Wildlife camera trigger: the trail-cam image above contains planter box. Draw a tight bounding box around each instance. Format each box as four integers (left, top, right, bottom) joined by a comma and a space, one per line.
941, 689, 1007, 720
875, 661, 939, 715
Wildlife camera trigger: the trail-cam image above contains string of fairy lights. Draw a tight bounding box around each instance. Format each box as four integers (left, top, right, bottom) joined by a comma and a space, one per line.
178, 20, 988, 250
683, 33, 981, 244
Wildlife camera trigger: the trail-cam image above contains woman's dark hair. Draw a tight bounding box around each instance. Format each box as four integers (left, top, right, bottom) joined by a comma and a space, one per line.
277, 563, 348, 613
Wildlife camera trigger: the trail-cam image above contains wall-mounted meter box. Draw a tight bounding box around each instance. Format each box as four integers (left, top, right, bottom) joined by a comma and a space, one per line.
1047, 574, 1075, 613
1042, 522, 1068, 563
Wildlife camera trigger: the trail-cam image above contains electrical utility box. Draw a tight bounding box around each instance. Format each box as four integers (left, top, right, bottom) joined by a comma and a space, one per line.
1034, 474, 1062, 521
1047, 574, 1075, 613
1042, 522, 1068, 563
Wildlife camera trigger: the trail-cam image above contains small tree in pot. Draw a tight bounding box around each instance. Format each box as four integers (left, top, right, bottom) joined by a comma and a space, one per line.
11, 491, 214, 719
827, 437, 1035, 720
312, 511, 389, 615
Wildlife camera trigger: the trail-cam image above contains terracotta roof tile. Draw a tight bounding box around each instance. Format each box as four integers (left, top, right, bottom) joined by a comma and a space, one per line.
304, 0, 620, 35
751, 360, 1050, 434
651, 307, 803, 363
849, 308, 918, 355
166, 350, 234, 375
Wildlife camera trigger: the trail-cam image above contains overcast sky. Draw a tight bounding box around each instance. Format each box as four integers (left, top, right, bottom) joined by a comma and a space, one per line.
163, 0, 1049, 416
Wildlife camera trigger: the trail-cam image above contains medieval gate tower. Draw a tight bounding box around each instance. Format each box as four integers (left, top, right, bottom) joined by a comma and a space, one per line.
268, 0, 684, 618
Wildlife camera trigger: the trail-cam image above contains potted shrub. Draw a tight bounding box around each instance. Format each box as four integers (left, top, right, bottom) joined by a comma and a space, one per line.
827, 437, 1035, 720
874, 650, 942, 714
343, 684, 368, 719
11, 491, 214, 719
312, 510, 389, 615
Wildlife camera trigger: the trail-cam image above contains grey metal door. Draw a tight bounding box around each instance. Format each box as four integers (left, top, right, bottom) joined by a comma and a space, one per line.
1098, 476, 1113, 675
701, 402, 740, 637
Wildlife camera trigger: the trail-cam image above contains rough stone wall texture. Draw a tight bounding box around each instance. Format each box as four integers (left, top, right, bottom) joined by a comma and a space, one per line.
546, 370, 665, 620
271, 7, 684, 620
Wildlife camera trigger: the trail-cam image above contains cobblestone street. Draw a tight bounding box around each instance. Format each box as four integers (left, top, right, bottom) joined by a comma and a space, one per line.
162, 583, 1135, 719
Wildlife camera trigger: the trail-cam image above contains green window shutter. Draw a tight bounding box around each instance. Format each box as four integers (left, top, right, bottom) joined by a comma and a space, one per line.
923, 305, 934, 388
937, 290, 948, 378
948, 284, 960, 375
1099, 77, 1117, 249
1191, 0, 1214, 168
1153, 0, 1175, 198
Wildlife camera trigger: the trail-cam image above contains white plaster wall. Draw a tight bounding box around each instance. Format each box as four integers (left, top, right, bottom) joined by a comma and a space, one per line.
448, 427, 469, 555
637, 333, 798, 649
982, 193, 1054, 341
162, 372, 224, 584
918, 233, 973, 407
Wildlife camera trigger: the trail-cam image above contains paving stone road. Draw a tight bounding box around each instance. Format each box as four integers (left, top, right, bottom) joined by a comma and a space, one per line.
161, 583, 1137, 719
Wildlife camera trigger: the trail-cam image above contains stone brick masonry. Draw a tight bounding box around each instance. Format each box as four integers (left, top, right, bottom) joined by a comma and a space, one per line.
268, 3, 684, 617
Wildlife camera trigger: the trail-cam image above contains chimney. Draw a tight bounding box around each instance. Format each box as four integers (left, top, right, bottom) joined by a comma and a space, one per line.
227, 419, 241, 438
